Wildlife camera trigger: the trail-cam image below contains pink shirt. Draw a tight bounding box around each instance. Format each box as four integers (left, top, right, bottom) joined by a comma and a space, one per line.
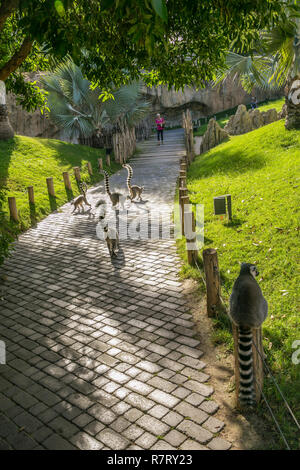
156, 118, 165, 131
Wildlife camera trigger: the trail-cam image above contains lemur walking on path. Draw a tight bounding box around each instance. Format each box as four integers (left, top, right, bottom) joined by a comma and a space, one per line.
122, 164, 144, 201
99, 170, 124, 209
71, 182, 91, 213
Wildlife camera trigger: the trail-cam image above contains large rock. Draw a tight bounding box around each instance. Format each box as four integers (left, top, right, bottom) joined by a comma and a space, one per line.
200, 118, 229, 153
261, 108, 278, 125
224, 105, 280, 135
224, 104, 252, 135
249, 108, 264, 129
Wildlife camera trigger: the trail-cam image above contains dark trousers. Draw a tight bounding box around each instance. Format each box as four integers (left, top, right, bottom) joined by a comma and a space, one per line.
157, 129, 163, 141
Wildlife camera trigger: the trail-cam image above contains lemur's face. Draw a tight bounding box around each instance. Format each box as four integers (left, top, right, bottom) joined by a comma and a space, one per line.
250, 265, 259, 278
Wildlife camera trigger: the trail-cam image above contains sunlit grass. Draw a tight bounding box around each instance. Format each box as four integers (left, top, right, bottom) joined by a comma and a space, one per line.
0, 135, 121, 231
178, 119, 300, 449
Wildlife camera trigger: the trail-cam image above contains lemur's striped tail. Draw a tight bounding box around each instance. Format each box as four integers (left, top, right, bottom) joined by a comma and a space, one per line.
126, 164, 133, 190
102, 170, 111, 196
79, 182, 87, 195
238, 327, 256, 406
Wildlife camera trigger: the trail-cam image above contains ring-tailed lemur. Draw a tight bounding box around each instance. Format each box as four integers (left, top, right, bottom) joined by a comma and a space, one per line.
103, 224, 119, 258
122, 164, 144, 201
99, 170, 124, 208
71, 182, 91, 213
95, 199, 107, 220
96, 200, 119, 257
229, 263, 268, 406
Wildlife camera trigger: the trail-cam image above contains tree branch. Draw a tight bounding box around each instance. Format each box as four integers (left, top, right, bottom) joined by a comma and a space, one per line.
0, 0, 19, 31
0, 36, 33, 81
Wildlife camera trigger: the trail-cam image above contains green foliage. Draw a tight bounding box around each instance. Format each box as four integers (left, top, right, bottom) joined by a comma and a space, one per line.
0, 0, 290, 103
216, 2, 300, 92
0, 135, 120, 264
179, 120, 300, 449
41, 59, 150, 139
0, 208, 17, 266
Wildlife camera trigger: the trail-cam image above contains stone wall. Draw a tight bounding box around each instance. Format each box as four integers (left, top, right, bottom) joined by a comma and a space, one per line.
142, 81, 282, 127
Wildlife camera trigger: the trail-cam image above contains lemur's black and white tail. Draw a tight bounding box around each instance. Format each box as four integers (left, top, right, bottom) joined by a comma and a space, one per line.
79, 182, 88, 195
102, 170, 111, 196
238, 327, 255, 406
124, 164, 133, 189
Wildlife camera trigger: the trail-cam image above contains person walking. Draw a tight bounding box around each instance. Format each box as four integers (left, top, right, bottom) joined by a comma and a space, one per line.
155, 113, 165, 145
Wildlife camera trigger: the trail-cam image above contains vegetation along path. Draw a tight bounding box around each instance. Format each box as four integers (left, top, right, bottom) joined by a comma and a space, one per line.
0, 129, 231, 450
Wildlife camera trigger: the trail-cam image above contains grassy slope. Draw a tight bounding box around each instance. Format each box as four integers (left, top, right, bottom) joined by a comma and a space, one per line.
194, 97, 285, 136
0, 135, 120, 232
178, 120, 300, 449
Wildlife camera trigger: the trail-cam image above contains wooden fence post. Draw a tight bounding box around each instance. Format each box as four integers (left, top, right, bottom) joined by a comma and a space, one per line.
180, 194, 189, 236
185, 210, 198, 265
46, 177, 55, 197
232, 324, 264, 407
180, 162, 187, 173
98, 158, 103, 171
179, 169, 186, 188
106, 155, 111, 167
27, 186, 34, 204
87, 161, 93, 176
8, 197, 18, 222
73, 166, 81, 182
202, 248, 221, 317
63, 172, 72, 190
179, 175, 186, 189
179, 188, 187, 232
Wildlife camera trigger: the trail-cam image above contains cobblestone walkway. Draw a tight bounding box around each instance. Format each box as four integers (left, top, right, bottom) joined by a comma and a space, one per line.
0, 129, 231, 450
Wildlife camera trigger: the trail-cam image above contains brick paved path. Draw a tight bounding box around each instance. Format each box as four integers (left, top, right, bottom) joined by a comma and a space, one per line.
0, 130, 231, 450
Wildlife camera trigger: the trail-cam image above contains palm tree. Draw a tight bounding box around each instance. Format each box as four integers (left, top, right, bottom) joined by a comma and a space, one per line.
0, 80, 14, 140
41, 59, 151, 141
215, 3, 300, 129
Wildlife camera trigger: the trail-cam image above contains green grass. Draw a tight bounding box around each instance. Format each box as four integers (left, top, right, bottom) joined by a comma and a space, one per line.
194, 97, 285, 136
178, 119, 300, 449
0, 135, 122, 260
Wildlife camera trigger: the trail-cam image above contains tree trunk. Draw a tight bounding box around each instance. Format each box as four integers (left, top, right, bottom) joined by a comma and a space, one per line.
285, 76, 300, 130
0, 81, 14, 140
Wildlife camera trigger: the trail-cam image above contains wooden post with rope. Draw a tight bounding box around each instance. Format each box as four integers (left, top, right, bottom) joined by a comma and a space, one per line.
185, 210, 198, 265
8, 197, 18, 222
46, 177, 55, 197
73, 166, 81, 182
27, 186, 34, 204
63, 172, 72, 190
202, 248, 221, 317
180, 194, 189, 237
87, 161, 93, 176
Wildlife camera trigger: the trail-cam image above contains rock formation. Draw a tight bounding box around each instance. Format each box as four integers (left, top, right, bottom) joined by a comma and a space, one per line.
224, 104, 280, 135
143, 82, 281, 127
200, 118, 229, 153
